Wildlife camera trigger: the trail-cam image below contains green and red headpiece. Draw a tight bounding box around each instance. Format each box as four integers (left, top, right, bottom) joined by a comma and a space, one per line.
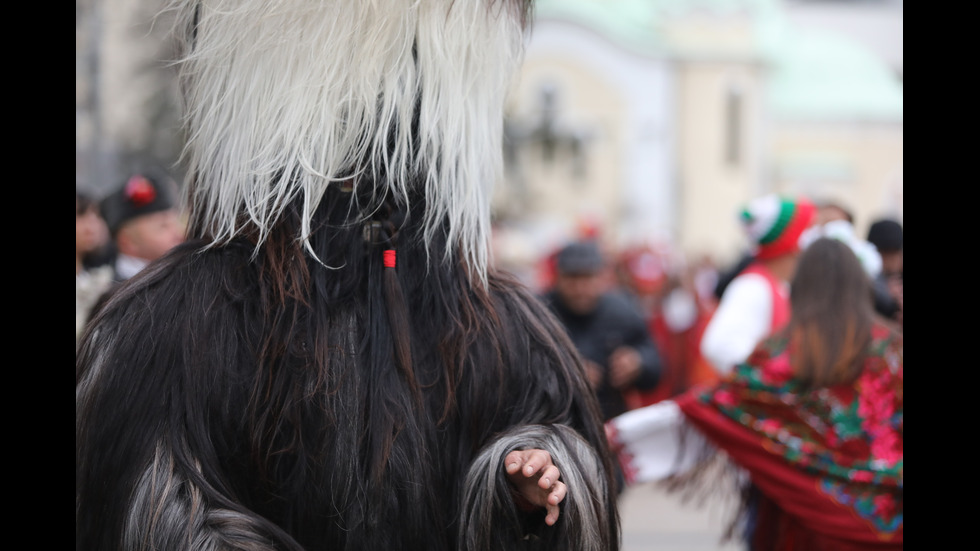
740, 195, 817, 260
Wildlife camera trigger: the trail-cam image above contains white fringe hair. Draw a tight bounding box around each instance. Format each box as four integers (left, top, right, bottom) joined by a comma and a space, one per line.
169, 0, 529, 278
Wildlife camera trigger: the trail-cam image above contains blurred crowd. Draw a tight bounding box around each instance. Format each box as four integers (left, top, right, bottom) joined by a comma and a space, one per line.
79, 171, 903, 367
491, 194, 902, 415
76, 166, 186, 345
509, 193, 903, 549
78, 177, 903, 416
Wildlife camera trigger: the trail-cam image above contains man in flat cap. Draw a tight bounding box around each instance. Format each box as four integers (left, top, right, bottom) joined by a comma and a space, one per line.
541, 240, 663, 422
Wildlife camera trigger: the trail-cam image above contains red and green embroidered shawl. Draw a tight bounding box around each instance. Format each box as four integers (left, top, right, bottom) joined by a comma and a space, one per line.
675, 321, 903, 550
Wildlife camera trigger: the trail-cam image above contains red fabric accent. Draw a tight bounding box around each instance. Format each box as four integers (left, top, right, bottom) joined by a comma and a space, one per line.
741, 263, 790, 332
627, 316, 678, 407
755, 200, 816, 261
536, 249, 559, 291
675, 392, 903, 550
683, 302, 722, 389
627, 308, 717, 409
383, 249, 396, 268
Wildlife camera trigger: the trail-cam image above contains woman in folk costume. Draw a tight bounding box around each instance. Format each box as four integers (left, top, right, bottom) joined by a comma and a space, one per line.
700, 195, 818, 377
75, 2, 620, 550
607, 237, 903, 550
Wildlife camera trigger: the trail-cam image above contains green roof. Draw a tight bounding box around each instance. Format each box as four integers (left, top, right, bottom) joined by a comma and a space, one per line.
763, 27, 903, 122
532, 0, 903, 122
533, 0, 670, 56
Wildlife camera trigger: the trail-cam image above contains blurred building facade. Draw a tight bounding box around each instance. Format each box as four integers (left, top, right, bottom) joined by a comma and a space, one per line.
782, 0, 902, 81
76, 0, 902, 270
495, 0, 903, 267
76, 0, 183, 198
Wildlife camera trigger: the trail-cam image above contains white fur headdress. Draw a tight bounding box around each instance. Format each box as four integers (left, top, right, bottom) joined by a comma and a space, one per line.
169, 0, 531, 277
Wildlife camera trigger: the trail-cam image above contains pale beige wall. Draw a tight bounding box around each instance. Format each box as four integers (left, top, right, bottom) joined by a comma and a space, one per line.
768, 122, 904, 238
498, 55, 630, 242
662, 14, 759, 59
673, 61, 768, 266
501, 53, 904, 267
77, 0, 183, 192
99, 0, 180, 156
500, 54, 775, 266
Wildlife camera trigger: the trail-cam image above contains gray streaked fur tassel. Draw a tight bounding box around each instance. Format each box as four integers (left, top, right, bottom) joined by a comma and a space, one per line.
459, 424, 611, 551
123, 442, 292, 551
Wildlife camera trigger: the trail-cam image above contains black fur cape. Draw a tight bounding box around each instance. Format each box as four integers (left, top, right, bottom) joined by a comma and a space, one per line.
76, 197, 620, 551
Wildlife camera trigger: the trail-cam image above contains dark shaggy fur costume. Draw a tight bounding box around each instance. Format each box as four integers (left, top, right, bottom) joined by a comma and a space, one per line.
76, 1, 620, 549
77, 204, 619, 550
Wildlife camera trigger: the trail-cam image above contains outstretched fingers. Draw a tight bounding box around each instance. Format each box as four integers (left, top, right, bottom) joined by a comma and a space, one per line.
505, 448, 566, 525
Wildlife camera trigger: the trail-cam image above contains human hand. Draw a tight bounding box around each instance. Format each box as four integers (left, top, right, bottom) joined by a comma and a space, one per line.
505, 448, 567, 526
608, 346, 641, 389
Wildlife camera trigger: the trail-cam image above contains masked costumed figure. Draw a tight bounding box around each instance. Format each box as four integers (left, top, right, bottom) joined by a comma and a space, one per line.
75, 2, 620, 550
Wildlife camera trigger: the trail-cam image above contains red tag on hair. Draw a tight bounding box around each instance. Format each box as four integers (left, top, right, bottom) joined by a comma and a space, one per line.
383, 249, 396, 268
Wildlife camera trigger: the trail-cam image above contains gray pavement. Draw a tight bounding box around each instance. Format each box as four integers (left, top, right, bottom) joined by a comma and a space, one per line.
618, 482, 743, 551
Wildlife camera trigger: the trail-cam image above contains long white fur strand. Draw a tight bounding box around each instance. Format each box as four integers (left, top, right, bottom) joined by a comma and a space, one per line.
169, 0, 527, 279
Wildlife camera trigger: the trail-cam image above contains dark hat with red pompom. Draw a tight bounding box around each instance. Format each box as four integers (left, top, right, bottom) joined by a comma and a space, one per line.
101, 171, 177, 236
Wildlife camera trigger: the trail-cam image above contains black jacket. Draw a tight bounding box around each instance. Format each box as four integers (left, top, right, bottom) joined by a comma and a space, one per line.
542, 289, 663, 420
